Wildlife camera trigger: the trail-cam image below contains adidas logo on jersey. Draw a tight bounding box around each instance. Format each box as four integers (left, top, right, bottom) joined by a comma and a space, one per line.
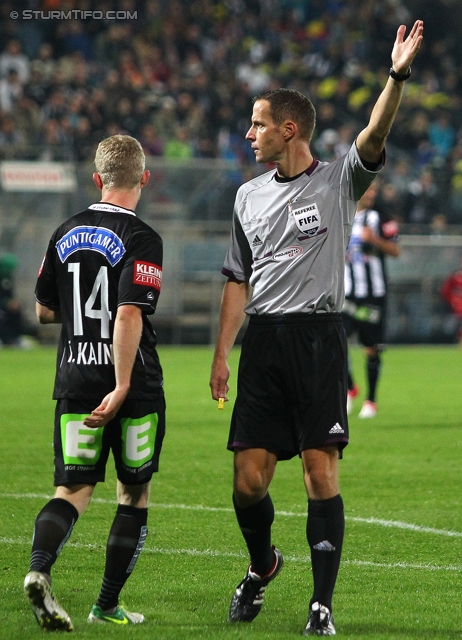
313, 540, 336, 552
329, 422, 344, 434
252, 234, 263, 247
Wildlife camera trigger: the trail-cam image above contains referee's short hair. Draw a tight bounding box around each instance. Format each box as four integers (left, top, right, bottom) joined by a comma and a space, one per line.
254, 88, 316, 141
95, 134, 146, 190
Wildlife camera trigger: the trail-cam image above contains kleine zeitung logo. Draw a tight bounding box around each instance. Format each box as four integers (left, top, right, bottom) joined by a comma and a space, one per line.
134, 261, 162, 290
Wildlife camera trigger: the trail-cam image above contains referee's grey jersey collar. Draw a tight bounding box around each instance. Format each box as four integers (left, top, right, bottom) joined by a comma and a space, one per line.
88, 203, 136, 216
273, 159, 320, 183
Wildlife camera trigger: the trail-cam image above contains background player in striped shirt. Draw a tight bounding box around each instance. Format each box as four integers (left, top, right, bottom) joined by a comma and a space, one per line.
342, 183, 401, 418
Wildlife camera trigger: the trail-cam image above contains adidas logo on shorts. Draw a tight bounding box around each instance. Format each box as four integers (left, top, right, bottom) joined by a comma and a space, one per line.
252, 234, 263, 247
329, 422, 344, 434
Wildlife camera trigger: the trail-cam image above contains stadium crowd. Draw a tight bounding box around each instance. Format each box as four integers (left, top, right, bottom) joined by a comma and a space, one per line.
0, 0, 462, 227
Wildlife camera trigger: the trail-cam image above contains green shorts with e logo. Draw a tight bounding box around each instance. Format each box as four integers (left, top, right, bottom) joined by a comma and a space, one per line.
54, 397, 165, 486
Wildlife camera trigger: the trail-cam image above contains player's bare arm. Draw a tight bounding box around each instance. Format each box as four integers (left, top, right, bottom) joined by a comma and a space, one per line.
356, 20, 423, 163
84, 304, 143, 427
210, 279, 250, 402
362, 227, 401, 257
36, 301, 61, 324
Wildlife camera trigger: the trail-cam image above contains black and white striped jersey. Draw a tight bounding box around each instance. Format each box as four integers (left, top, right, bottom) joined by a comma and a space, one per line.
344, 207, 398, 299
36, 202, 164, 400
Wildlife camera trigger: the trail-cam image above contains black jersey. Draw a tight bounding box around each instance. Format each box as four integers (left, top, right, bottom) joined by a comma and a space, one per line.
36, 202, 164, 400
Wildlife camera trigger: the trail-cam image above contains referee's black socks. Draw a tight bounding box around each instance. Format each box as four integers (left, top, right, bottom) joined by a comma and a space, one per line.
233, 492, 275, 576
30, 497, 79, 576
95, 504, 148, 611
307, 494, 344, 612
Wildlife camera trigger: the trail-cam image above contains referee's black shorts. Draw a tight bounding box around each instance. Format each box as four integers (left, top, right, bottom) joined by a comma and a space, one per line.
228, 313, 348, 460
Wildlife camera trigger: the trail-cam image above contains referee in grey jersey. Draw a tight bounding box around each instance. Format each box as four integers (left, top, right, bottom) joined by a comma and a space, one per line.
210, 21, 423, 636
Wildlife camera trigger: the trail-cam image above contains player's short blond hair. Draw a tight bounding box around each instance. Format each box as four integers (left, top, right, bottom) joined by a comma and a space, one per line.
94, 134, 145, 190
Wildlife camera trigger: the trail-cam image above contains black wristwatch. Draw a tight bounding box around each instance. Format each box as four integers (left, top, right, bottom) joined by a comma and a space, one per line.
389, 67, 411, 81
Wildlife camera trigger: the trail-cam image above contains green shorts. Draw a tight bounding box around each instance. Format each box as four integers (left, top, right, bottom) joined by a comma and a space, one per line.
53, 396, 166, 486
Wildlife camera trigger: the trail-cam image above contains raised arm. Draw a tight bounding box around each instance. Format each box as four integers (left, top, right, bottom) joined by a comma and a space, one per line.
210, 279, 250, 402
356, 20, 424, 163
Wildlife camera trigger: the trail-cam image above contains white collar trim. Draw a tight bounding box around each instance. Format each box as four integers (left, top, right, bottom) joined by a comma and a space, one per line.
89, 203, 136, 216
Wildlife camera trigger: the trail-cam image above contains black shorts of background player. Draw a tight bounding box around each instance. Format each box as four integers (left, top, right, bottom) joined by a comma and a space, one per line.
210, 22, 423, 637
24, 135, 165, 630
343, 184, 400, 418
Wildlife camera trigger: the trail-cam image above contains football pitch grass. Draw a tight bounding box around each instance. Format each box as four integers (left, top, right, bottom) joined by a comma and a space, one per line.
1, 344, 462, 639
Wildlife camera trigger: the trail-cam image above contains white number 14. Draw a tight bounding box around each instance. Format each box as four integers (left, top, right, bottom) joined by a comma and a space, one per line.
68, 263, 112, 339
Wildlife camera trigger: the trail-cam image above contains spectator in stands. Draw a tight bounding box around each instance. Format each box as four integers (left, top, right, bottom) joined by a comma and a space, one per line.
334, 124, 355, 158
0, 39, 30, 84
139, 123, 163, 157
38, 119, 72, 161
314, 128, 339, 162
388, 157, 412, 196
314, 101, 341, 135
428, 111, 456, 162
195, 136, 217, 159
376, 180, 405, 223
405, 169, 440, 225
0, 115, 25, 155
163, 126, 194, 159
30, 43, 56, 84
24, 68, 48, 106
236, 59, 272, 95
141, 44, 171, 91
41, 89, 68, 122
118, 50, 145, 91
12, 95, 42, 145
95, 23, 131, 66
401, 111, 430, 154
0, 69, 23, 112
85, 87, 106, 133
175, 92, 204, 138
115, 97, 138, 136
56, 20, 94, 61
101, 70, 130, 120
72, 116, 97, 162
153, 96, 179, 141
133, 98, 153, 136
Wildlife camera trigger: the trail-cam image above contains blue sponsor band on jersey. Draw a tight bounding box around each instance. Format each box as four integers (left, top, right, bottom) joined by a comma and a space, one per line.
56, 226, 126, 266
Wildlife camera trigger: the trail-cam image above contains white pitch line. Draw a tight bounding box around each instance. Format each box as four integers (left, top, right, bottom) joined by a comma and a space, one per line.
2, 492, 462, 538
1, 536, 461, 572
347, 516, 462, 537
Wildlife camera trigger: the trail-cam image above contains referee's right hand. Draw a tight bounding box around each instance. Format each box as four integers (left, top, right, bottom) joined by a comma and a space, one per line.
210, 357, 230, 403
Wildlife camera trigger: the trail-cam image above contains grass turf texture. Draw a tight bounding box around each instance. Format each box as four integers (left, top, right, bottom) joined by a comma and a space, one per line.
1, 344, 462, 639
